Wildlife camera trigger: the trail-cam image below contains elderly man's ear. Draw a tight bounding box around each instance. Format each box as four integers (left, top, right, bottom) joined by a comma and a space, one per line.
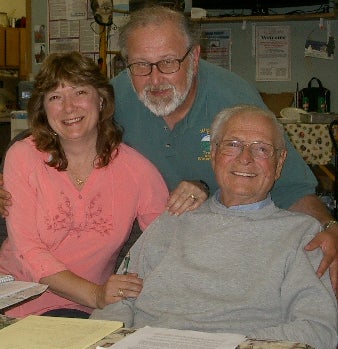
275, 150, 288, 181
210, 143, 217, 170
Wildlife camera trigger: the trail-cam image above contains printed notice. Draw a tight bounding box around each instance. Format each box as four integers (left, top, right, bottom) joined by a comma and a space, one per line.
255, 26, 291, 81
101, 326, 246, 349
200, 24, 231, 70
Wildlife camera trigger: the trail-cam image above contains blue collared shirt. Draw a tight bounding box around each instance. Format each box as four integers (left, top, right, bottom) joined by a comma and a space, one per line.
215, 189, 272, 211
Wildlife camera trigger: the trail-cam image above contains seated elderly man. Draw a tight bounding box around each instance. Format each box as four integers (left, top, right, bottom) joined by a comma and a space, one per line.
91, 105, 337, 349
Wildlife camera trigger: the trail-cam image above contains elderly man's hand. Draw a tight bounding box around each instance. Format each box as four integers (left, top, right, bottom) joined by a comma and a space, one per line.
166, 180, 209, 216
0, 173, 11, 217
305, 224, 338, 295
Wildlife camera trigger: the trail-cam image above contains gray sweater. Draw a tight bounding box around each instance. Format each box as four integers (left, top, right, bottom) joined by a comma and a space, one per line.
91, 196, 338, 349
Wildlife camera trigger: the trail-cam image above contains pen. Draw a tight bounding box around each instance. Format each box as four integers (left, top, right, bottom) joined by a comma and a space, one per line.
122, 251, 130, 275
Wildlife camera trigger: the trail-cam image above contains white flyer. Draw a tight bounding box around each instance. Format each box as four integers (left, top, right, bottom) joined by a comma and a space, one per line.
255, 25, 291, 81
98, 326, 246, 349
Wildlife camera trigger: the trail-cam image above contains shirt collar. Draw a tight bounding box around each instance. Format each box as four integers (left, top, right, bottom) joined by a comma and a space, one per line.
215, 189, 272, 211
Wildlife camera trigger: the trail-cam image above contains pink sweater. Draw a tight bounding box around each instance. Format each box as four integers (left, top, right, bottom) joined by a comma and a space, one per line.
0, 137, 168, 317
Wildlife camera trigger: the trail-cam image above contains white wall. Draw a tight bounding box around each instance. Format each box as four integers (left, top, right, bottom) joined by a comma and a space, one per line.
29, 0, 338, 112
211, 19, 338, 112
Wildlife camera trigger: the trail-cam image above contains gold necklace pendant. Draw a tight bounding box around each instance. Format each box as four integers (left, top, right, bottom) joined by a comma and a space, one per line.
75, 177, 85, 186
67, 156, 95, 187
68, 170, 88, 186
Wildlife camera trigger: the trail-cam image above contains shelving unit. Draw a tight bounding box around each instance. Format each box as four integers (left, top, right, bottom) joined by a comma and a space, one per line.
98, 8, 337, 76
191, 11, 337, 23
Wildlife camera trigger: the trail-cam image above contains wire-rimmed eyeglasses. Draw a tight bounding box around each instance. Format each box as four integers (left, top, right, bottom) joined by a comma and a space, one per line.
127, 46, 193, 76
216, 140, 279, 159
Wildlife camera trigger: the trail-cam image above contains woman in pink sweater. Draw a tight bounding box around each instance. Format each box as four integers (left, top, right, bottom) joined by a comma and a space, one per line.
0, 52, 168, 318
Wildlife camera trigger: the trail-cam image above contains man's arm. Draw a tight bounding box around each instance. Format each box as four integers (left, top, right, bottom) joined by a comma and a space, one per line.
0, 173, 11, 217
289, 194, 338, 294
247, 234, 337, 349
0, 130, 30, 217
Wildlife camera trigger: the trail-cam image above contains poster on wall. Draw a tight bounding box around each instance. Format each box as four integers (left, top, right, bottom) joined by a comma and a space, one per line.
48, 0, 86, 51
34, 24, 47, 64
304, 38, 334, 59
200, 24, 231, 70
255, 25, 291, 81
47, 0, 129, 76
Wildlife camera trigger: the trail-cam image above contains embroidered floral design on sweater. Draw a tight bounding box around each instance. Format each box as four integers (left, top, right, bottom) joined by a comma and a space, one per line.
43, 191, 113, 247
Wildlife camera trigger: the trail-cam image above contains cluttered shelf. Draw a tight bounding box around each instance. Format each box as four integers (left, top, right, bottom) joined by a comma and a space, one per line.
190, 11, 337, 23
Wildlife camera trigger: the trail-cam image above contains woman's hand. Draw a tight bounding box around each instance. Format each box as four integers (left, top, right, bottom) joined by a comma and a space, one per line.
40, 270, 143, 309
166, 180, 209, 216
94, 273, 143, 309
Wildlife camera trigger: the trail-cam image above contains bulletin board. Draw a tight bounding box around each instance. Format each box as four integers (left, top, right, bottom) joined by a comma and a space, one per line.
40, 0, 129, 78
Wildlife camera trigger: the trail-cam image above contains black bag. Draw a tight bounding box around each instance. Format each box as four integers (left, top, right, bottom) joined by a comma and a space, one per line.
300, 77, 330, 113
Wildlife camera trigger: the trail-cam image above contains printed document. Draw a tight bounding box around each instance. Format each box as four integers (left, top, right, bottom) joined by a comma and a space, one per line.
98, 326, 246, 349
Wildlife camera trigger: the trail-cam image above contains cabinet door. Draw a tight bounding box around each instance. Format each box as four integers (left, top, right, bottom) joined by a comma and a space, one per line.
5, 28, 20, 67
0, 121, 11, 161
19, 28, 28, 78
0, 28, 5, 67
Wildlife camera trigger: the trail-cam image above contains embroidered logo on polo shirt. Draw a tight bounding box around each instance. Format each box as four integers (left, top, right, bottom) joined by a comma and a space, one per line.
198, 128, 211, 161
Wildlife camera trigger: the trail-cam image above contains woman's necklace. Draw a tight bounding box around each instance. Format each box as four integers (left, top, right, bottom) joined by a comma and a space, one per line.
67, 154, 96, 187
67, 168, 90, 186
75, 177, 86, 186
74, 175, 87, 186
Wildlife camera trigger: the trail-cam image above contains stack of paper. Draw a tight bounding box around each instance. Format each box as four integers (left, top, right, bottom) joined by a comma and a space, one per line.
0, 274, 48, 310
0, 315, 123, 349
100, 326, 246, 349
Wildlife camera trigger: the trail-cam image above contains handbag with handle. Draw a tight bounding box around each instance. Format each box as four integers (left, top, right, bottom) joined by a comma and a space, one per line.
300, 77, 330, 113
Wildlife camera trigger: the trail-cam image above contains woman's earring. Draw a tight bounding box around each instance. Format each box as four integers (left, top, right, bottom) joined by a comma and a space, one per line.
100, 102, 103, 111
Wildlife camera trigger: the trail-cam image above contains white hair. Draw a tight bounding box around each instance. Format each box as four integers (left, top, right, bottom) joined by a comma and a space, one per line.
210, 105, 286, 150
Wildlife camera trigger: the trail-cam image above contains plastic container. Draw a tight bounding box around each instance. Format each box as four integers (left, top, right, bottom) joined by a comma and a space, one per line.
10, 110, 28, 140
0, 13, 9, 27
18, 80, 34, 110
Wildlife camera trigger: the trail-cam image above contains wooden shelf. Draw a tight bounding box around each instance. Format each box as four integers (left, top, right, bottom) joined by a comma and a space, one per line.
191, 11, 337, 23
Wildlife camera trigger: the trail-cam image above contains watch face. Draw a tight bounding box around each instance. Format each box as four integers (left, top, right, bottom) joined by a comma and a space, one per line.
90, 0, 114, 26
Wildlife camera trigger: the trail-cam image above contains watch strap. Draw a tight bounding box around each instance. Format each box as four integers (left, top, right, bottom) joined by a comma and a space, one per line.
199, 180, 210, 197
322, 220, 337, 230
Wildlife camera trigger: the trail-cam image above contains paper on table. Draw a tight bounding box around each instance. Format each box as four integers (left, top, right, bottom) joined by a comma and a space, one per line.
0, 274, 15, 284
0, 281, 48, 309
0, 280, 45, 298
99, 326, 246, 349
0, 315, 123, 349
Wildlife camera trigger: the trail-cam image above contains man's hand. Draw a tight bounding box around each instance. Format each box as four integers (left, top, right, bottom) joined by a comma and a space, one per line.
289, 194, 338, 295
166, 180, 209, 216
0, 173, 11, 217
305, 225, 338, 295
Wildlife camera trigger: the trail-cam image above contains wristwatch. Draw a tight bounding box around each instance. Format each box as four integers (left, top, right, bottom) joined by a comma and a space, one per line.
199, 180, 210, 197
322, 220, 338, 230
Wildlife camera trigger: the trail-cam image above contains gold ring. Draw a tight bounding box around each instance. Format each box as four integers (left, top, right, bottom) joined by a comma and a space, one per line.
118, 288, 124, 297
189, 194, 198, 201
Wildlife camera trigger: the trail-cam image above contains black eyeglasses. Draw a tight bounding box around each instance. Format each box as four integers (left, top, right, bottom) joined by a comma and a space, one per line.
127, 47, 193, 76
216, 140, 278, 159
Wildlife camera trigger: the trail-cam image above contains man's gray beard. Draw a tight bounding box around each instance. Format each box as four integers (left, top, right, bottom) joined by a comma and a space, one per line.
136, 60, 194, 117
